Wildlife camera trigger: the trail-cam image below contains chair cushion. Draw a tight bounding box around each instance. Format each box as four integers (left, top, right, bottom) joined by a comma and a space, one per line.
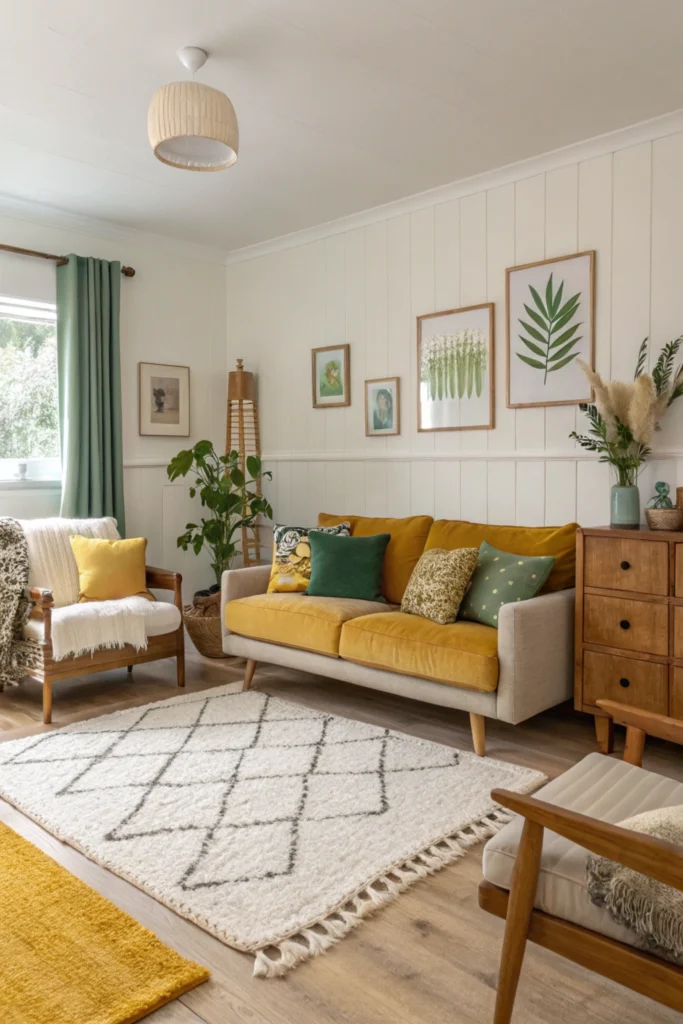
482, 752, 683, 950
20, 517, 120, 607
224, 593, 393, 658
317, 514, 433, 604
339, 611, 499, 692
24, 600, 181, 642
425, 520, 578, 592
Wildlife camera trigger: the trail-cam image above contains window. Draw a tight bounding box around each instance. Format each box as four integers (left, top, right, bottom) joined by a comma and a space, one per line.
0, 296, 60, 481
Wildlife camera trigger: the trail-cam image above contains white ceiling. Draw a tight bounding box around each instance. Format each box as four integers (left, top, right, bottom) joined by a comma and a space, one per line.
2, 0, 683, 253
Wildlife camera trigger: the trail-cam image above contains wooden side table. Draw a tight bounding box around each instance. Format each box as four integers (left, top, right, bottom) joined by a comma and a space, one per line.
574, 525, 683, 752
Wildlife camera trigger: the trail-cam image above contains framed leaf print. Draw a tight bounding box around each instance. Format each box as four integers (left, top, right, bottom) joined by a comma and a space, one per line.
506, 251, 595, 408
417, 303, 494, 432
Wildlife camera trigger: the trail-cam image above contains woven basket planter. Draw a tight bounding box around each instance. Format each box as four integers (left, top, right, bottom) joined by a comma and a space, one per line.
183, 592, 229, 659
645, 508, 683, 532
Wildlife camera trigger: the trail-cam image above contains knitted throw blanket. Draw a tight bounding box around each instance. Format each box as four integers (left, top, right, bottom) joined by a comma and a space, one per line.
586, 803, 683, 964
0, 518, 33, 688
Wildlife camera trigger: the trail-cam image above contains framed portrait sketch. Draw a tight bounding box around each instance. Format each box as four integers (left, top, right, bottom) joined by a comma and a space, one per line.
312, 344, 350, 408
506, 250, 595, 408
365, 377, 400, 436
139, 362, 190, 436
417, 303, 494, 432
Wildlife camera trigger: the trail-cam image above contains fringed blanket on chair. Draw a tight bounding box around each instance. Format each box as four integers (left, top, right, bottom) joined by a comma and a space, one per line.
0, 518, 38, 688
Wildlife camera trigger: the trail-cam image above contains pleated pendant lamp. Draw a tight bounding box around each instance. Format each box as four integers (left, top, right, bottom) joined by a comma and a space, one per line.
148, 47, 239, 171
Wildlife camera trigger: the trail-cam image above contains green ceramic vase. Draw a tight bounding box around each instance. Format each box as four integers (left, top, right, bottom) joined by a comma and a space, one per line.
610, 485, 640, 529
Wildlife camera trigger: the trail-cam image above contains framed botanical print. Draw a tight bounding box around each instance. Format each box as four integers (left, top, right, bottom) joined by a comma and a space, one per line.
312, 344, 350, 408
365, 377, 400, 436
417, 303, 494, 432
139, 362, 190, 436
506, 250, 595, 408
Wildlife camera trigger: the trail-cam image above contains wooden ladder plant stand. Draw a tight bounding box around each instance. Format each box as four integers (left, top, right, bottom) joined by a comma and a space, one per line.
226, 359, 263, 567
26, 567, 185, 724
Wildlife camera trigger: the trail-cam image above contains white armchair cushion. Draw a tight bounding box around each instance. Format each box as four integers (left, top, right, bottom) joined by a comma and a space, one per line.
20, 517, 120, 607
482, 752, 683, 950
24, 599, 181, 645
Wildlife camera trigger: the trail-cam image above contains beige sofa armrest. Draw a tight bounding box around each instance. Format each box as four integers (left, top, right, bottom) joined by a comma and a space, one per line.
495, 588, 575, 725
221, 565, 271, 636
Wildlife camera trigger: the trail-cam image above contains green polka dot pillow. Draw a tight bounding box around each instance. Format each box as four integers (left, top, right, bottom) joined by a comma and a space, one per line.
459, 541, 555, 628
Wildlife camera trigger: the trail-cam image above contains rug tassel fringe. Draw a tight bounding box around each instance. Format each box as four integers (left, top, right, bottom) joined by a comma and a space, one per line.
252, 807, 514, 978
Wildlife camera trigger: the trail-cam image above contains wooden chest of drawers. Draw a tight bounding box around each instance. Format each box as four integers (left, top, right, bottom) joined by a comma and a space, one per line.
575, 526, 683, 751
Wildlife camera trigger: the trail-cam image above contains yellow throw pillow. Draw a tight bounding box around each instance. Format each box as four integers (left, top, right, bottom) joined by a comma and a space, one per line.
70, 535, 150, 602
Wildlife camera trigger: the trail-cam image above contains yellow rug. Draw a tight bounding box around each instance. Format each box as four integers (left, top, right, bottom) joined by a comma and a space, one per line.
0, 821, 209, 1024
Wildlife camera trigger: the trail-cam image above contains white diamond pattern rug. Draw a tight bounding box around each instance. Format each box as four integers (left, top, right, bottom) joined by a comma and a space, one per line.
0, 685, 545, 976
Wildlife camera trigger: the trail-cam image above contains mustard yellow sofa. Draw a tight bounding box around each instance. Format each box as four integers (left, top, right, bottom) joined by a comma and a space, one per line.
221, 515, 577, 756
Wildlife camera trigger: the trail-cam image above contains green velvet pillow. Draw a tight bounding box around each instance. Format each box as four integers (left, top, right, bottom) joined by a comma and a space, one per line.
459, 541, 555, 628
307, 531, 391, 601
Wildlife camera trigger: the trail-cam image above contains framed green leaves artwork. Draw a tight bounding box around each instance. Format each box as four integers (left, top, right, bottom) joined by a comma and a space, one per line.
506, 251, 595, 408
417, 303, 494, 432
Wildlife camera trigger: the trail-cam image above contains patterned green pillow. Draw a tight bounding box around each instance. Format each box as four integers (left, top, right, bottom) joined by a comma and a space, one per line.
401, 547, 479, 625
459, 541, 555, 628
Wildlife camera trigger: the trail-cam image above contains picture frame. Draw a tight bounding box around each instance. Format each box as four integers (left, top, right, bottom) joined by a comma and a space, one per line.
365, 377, 400, 436
139, 361, 190, 436
312, 344, 350, 408
506, 250, 595, 409
417, 303, 495, 432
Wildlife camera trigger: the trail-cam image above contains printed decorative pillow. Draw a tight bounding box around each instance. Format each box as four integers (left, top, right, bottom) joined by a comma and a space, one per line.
267, 523, 350, 593
401, 547, 479, 625
459, 540, 555, 628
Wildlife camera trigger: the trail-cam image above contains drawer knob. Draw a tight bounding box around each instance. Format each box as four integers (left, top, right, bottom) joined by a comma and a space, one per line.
619, 678, 630, 688
620, 619, 630, 630
620, 560, 631, 570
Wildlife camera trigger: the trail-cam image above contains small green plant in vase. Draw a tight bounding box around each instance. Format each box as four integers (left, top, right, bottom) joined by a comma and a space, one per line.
570, 337, 683, 528
167, 441, 273, 656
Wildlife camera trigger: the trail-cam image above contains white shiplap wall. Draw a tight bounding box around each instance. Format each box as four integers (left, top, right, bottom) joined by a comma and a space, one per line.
226, 128, 683, 531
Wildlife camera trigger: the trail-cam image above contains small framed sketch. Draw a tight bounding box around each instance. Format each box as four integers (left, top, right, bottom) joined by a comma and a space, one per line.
312, 344, 350, 408
417, 303, 494, 432
506, 250, 595, 408
365, 377, 400, 436
139, 362, 190, 436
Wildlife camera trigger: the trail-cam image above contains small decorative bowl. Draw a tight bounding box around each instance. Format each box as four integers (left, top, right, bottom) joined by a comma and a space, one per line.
645, 507, 683, 531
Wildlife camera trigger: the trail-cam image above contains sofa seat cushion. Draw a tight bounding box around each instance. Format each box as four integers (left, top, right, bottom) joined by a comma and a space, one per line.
317, 514, 433, 605
224, 593, 393, 658
482, 752, 683, 949
339, 611, 499, 692
24, 600, 181, 642
425, 520, 578, 592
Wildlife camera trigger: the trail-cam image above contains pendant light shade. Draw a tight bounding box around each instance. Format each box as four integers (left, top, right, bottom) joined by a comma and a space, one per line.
148, 78, 239, 172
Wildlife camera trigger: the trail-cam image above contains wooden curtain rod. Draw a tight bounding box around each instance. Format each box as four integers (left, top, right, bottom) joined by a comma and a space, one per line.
0, 243, 135, 277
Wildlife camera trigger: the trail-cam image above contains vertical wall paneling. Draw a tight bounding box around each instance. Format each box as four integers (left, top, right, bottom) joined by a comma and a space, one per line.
227, 131, 683, 533
410, 207, 436, 454
513, 174, 546, 449
486, 184, 516, 451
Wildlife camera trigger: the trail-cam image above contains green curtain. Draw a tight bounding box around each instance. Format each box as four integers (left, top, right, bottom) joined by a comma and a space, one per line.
56, 255, 125, 534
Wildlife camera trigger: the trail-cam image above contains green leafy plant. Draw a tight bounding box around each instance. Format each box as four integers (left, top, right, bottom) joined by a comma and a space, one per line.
570, 336, 683, 486
517, 273, 582, 383
167, 440, 273, 586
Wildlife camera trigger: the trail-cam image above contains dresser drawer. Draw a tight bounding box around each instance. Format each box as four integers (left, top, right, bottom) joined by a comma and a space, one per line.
675, 606, 683, 661
584, 594, 668, 655
672, 667, 683, 720
584, 536, 669, 595
583, 651, 668, 714
677, 545, 683, 598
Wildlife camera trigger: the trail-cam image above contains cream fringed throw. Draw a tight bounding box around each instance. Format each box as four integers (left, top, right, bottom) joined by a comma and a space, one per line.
46, 597, 150, 661
587, 804, 683, 963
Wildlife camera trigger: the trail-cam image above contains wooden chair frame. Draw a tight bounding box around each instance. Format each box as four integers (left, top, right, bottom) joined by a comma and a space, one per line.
479, 699, 683, 1022
24, 567, 185, 724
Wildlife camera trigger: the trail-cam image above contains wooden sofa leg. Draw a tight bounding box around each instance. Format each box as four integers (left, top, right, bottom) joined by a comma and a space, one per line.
470, 713, 486, 756
243, 659, 257, 692
494, 819, 543, 1024
42, 682, 53, 725
127, 664, 133, 675
177, 650, 185, 688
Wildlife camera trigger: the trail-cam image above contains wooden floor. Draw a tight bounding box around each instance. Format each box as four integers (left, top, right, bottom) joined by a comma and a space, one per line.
2, 654, 683, 1024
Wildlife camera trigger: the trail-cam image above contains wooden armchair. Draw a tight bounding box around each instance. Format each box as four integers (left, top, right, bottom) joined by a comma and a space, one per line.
25, 566, 184, 724
479, 700, 683, 1022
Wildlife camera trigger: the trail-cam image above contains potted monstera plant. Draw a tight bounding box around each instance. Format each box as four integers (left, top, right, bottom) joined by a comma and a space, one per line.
167, 440, 273, 657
